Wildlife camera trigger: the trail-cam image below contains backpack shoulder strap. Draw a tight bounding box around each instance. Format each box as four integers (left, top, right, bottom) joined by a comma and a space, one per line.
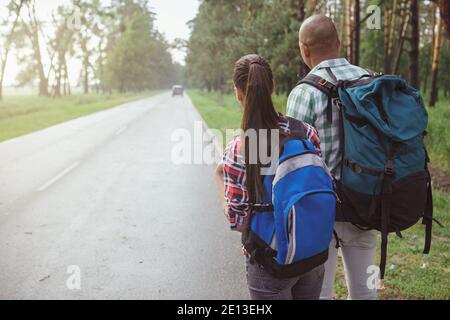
282, 117, 320, 155
286, 117, 307, 140
297, 74, 336, 96
297, 71, 338, 123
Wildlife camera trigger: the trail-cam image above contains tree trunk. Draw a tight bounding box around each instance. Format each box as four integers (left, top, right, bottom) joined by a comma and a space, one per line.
34, 32, 49, 96
62, 57, 67, 96
408, 0, 419, 89
339, 0, 346, 57
26, 0, 49, 96
81, 36, 90, 94
384, 0, 391, 73
64, 60, 71, 96
429, 15, 443, 107
387, 0, 398, 64
352, 0, 360, 65
431, 2, 437, 59
297, 0, 306, 21
297, 0, 308, 79
0, 0, 25, 100
344, 0, 352, 62
425, 3, 438, 95
333, 0, 338, 22
53, 52, 63, 98
84, 58, 89, 94
393, 2, 409, 74
439, 0, 450, 39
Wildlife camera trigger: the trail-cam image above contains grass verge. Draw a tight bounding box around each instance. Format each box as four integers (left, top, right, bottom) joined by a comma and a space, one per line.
426, 98, 450, 174
0, 91, 160, 142
188, 89, 287, 142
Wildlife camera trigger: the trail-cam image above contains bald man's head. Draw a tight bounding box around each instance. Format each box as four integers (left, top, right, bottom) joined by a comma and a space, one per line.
299, 15, 340, 68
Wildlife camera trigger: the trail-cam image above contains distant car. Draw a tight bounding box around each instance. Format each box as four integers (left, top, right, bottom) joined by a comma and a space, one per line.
172, 85, 184, 96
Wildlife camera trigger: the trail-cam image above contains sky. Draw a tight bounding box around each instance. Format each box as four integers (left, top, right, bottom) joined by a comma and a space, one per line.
148, 0, 199, 63
0, 0, 200, 86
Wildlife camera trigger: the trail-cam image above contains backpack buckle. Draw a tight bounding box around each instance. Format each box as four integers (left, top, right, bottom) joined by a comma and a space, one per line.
345, 159, 363, 174
384, 160, 395, 176
332, 97, 342, 110
319, 79, 328, 86
252, 204, 274, 212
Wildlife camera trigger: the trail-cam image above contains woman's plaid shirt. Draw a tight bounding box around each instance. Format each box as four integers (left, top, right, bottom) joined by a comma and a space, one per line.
222, 113, 321, 231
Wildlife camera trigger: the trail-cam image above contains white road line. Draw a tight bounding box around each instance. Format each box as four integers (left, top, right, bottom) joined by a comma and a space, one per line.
37, 162, 80, 192
115, 126, 128, 136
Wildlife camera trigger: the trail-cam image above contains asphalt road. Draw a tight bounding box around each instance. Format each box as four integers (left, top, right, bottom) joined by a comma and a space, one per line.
0, 92, 249, 300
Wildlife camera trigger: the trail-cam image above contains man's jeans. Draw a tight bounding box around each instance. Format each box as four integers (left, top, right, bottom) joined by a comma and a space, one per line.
246, 259, 325, 300
320, 221, 378, 300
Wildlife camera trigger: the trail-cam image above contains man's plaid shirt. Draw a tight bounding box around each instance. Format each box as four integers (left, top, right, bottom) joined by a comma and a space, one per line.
222, 113, 321, 231
286, 58, 368, 178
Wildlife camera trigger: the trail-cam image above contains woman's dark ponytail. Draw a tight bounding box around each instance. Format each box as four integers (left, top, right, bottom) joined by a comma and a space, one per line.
233, 54, 280, 205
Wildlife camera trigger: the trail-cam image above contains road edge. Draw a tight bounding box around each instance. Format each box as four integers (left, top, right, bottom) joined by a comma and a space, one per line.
185, 93, 224, 161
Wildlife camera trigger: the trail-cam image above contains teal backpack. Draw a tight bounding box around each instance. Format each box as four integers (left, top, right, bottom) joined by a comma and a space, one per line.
299, 69, 438, 279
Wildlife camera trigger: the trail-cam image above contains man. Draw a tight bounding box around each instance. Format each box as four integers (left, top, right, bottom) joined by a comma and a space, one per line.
286, 15, 378, 300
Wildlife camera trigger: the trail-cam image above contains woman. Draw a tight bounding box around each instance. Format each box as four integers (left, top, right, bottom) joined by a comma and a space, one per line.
215, 54, 325, 300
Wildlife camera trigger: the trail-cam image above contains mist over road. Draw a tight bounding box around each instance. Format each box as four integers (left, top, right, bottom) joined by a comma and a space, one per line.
0, 92, 248, 299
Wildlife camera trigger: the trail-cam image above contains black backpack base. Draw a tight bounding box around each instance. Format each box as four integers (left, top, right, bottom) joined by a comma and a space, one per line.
336, 170, 430, 234
243, 230, 329, 279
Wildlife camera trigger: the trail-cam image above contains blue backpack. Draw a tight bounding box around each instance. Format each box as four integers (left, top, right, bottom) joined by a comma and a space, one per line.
244, 118, 336, 278
299, 69, 436, 279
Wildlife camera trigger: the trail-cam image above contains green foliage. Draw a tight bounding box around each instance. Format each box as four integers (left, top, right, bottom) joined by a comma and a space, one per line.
437, 43, 450, 95
186, 0, 449, 97
6, 0, 178, 95
185, 0, 243, 92
185, 0, 309, 93
426, 98, 450, 172
359, 0, 384, 72
188, 89, 242, 140
102, 0, 176, 92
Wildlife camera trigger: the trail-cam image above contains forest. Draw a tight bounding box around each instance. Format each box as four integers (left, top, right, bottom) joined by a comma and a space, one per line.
0, 0, 180, 100
185, 0, 450, 107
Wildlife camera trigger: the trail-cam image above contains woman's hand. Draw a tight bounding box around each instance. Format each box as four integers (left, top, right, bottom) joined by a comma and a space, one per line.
214, 162, 227, 211
235, 224, 249, 233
